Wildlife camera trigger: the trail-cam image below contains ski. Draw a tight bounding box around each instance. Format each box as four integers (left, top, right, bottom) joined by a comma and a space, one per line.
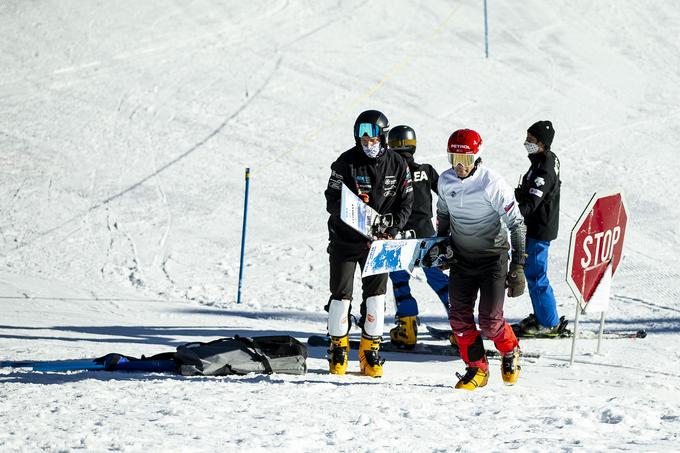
307, 335, 540, 359
0, 361, 34, 368
426, 325, 647, 341
0, 359, 105, 372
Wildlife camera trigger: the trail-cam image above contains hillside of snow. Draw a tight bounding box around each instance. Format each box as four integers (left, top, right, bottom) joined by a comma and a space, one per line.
2, 1, 680, 451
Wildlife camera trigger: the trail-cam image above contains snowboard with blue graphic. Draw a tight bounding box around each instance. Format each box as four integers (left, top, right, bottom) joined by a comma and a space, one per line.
362, 237, 448, 277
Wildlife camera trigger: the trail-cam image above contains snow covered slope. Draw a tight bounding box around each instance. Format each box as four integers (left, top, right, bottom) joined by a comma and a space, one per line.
2, 1, 679, 451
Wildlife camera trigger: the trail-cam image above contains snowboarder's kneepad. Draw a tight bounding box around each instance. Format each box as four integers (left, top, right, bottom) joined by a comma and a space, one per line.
327, 299, 351, 337
363, 295, 385, 337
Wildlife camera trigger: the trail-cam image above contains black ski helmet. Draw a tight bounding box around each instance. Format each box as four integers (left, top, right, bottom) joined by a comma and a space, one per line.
388, 125, 417, 154
353, 110, 389, 148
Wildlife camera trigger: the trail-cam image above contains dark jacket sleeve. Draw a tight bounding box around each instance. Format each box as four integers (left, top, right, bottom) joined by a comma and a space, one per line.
516, 166, 556, 219
325, 159, 349, 217
392, 161, 414, 229
430, 166, 439, 195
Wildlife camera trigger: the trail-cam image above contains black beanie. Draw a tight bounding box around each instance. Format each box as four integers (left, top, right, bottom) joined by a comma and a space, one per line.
527, 120, 555, 149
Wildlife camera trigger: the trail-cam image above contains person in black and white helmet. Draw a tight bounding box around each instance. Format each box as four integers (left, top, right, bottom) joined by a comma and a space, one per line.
385, 125, 449, 349
324, 110, 414, 378
436, 128, 526, 390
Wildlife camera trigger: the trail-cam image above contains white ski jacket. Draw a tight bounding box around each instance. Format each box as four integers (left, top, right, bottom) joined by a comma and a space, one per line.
436, 164, 526, 263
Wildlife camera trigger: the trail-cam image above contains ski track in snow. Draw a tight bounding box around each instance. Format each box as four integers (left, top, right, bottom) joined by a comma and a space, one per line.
2, 1, 680, 451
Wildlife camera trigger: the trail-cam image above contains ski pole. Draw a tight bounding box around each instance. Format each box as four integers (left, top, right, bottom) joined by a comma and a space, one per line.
483, 0, 489, 59
237, 167, 251, 304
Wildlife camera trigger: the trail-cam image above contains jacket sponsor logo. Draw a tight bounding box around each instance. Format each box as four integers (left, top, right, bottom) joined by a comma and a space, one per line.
367, 314, 375, 323
328, 170, 343, 189
534, 176, 545, 187
413, 170, 429, 182
449, 190, 457, 197
504, 201, 515, 213
357, 174, 372, 193
529, 188, 544, 197
383, 175, 397, 197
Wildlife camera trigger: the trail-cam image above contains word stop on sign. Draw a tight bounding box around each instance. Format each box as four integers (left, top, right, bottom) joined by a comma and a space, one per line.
580, 226, 621, 268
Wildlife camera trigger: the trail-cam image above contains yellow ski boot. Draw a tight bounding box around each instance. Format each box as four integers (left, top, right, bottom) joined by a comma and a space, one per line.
501, 347, 521, 385
328, 335, 349, 375
454, 367, 489, 390
358, 336, 384, 378
389, 316, 418, 349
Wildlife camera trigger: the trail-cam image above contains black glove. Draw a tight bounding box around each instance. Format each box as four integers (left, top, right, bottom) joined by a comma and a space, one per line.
375, 226, 399, 240
506, 262, 526, 297
422, 239, 454, 269
371, 214, 394, 238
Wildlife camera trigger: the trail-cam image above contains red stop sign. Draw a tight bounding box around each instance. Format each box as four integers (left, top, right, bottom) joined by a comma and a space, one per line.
567, 192, 628, 305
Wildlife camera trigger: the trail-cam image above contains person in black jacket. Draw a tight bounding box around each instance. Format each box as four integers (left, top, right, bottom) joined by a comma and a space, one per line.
385, 125, 449, 349
324, 110, 414, 378
514, 120, 562, 335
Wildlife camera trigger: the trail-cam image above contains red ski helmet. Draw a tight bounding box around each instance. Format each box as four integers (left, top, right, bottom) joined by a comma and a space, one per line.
447, 129, 482, 167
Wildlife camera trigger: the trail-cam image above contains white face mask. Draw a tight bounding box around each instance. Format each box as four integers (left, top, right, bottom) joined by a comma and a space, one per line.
362, 142, 382, 158
524, 141, 540, 154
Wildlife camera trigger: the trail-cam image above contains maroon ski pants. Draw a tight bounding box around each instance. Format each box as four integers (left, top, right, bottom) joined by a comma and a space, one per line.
448, 253, 518, 370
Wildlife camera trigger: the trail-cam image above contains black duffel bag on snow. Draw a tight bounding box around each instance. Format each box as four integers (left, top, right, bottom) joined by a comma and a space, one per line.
174, 335, 307, 376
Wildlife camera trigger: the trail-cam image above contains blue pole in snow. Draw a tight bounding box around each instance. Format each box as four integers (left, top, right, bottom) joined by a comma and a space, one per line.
484, 0, 489, 59
237, 167, 251, 304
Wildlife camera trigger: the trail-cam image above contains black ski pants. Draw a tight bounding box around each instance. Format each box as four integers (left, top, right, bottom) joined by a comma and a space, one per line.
327, 242, 388, 325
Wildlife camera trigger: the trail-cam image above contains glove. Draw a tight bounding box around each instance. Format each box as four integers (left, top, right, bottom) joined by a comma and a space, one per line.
375, 226, 399, 240
422, 239, 454, 269
514, 187, 528, 205
371, 214, 394, 238
506, 262, 526, 297
395, 229, 415, 240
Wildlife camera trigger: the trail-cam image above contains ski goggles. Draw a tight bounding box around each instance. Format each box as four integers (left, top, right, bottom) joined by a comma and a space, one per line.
447, 152, 476, 167
388, 138, 417, 149
355, 122, 382, 138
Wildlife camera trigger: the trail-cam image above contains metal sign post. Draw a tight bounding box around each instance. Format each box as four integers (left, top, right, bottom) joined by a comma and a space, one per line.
566, 192, 628, 365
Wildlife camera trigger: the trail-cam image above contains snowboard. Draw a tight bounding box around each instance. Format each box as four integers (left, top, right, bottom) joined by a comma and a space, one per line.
362, 237, 448, 277
307, 335, 540, 359
425, 324, 647, 341
340, 183, 381, 240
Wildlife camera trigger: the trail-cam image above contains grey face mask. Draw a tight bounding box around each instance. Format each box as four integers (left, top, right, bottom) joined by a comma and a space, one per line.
362, 142, 382, 158
524, 141, 540, 154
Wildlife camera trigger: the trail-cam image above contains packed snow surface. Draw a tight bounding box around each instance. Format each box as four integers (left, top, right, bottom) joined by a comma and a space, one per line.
2, 1, 680, 451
